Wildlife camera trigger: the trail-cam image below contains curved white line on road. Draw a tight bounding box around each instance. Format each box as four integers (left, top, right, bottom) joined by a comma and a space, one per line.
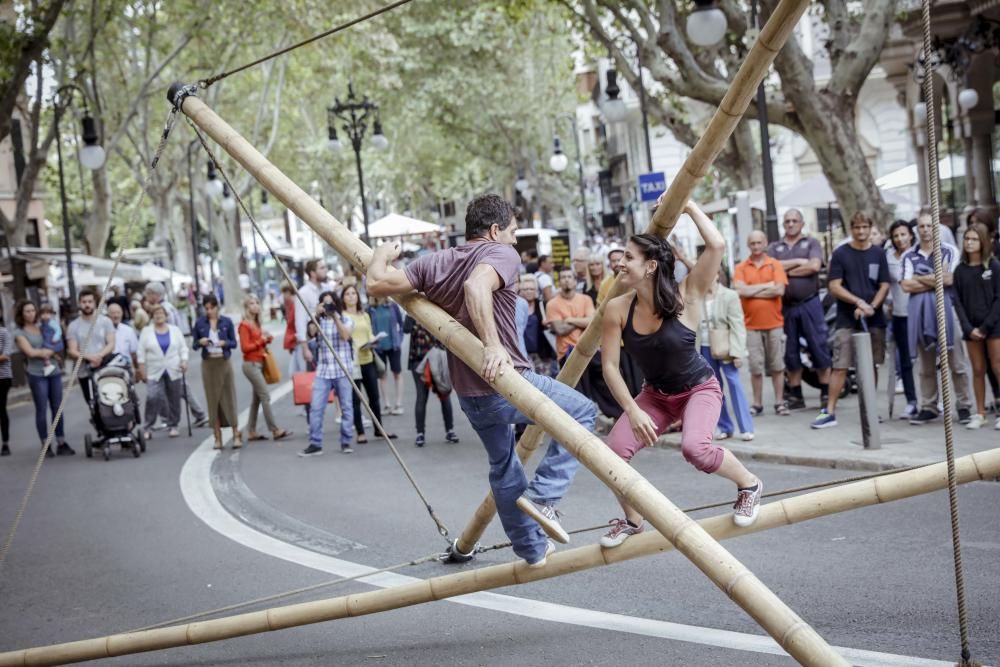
180, 382, 949, 667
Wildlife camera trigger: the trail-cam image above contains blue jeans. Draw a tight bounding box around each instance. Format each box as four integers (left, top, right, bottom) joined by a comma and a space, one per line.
27, 373, 65, 443
783, 296, 832, 371
458, 370, 595, 563
700, 347, 753, 436
308, 375, 354, 449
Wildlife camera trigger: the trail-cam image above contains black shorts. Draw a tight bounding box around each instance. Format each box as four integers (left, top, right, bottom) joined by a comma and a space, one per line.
376, 347, 402, 374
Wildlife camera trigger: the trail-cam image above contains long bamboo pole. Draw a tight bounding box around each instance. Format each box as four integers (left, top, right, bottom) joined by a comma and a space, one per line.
452, 0, 811, 555
168, 91, 843, 664
4, 448, 996, 667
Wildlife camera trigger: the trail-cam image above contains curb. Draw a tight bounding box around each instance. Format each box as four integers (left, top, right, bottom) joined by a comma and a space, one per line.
653, 437, 937, 473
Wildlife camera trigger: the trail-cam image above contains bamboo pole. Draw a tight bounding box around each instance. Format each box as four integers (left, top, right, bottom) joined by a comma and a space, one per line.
452, 0, 811, 555
169, 91, 843, 664
5, 448, 996, 667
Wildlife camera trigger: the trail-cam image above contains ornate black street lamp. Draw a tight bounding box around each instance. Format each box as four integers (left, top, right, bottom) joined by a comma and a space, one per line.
326, 82, 389, 245
185, 139, 205, 313
53, 83, 106, 314
549, 114, 589, 230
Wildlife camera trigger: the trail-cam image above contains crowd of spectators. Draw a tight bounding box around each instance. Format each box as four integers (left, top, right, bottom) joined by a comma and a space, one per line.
2, 202, 998, 462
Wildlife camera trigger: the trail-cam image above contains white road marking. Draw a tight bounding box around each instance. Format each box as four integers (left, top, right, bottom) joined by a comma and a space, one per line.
179, 381, 952, 667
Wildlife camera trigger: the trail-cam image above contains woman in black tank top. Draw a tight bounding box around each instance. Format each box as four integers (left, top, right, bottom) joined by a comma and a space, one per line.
597, 199, 763, 548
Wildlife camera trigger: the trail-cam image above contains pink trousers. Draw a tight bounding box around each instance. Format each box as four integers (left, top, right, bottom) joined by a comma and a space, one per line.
607, 376, 724, 473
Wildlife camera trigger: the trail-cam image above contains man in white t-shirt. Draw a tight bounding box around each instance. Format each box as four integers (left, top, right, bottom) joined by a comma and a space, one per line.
66, 287, 116, 414
294, 258, 335, 371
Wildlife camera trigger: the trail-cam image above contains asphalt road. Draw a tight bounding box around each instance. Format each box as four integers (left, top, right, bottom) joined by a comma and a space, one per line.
1, 338, 998, 666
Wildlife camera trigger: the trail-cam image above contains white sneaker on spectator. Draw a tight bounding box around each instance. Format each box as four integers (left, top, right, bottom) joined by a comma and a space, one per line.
966, 414, 986, 430
740, 432, 755, 442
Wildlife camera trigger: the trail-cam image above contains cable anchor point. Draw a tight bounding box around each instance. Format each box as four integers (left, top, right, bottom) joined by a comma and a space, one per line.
437, 540, 478, 564
167, 82, 199, 110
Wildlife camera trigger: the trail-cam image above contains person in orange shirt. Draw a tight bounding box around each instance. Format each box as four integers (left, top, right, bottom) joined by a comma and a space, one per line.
545, 268, 595, 362
734, 230, 789, 416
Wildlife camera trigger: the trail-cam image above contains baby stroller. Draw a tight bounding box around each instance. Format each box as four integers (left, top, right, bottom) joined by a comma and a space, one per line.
83, 354, 146, 461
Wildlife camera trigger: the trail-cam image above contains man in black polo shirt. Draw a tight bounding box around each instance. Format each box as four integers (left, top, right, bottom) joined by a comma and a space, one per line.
811, 212, 890, 429
768, 209, 831, 409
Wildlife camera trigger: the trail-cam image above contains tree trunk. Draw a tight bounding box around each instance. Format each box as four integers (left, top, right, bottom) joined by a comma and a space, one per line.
85, 166, 113, 255
729, 121, 761, 190
792, 92, 894, 229
215, 208, 243, 315
172, 195, 194, 277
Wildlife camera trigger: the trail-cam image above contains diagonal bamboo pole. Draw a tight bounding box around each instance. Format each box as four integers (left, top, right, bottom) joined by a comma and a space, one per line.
4, 448, 996, 667
168, 89, 843, 664
451, 0, 811, 555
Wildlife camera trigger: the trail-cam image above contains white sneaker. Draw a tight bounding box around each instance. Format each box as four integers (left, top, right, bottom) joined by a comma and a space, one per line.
740, 432, 755, 442
733, 479, 762, 528
965, 414, 986, 430
994, 417, 1000, 431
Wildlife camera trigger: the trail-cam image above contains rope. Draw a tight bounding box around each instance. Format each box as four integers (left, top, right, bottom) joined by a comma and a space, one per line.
0, 104, 182, 573
476, 462, 932, 553
130, 552, 442, 632
124, 461, 932, 630
186, 119, 451, 541
919, 0, 977, 663
198, 0, 417, 88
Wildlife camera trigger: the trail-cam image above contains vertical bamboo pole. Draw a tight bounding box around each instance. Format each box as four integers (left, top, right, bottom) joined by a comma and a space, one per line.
452, 0, 811, 554
170, 88, 844, 664
4, 448, 996, 666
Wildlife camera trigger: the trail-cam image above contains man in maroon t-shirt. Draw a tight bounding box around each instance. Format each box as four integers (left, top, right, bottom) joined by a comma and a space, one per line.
367, 194, 596, 568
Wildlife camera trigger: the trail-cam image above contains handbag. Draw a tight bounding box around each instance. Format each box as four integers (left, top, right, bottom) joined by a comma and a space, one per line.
262, 348, 281, 384
372, 350, 387, 378
292, 371, 337, 406
703, 298, 730, 360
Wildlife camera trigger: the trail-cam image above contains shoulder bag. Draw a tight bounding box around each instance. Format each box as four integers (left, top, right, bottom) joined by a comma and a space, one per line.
703, 297, 730, 360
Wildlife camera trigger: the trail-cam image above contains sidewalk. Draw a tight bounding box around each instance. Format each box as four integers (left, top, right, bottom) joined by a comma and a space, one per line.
656, 385, 999, 471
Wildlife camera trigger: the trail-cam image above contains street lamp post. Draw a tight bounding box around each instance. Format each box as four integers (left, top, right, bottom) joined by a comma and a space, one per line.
549, 114, 588, 233
749, 0, 779, 243
326, 82, 389, 245
204, 161, 222, 293
185, 139, 204, 314
53, 84, 106, 315
686, 0, 779, 241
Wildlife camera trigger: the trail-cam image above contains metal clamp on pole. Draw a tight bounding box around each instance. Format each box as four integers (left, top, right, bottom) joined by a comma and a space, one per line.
853, 316, 881, 450
167, 82, 199, 110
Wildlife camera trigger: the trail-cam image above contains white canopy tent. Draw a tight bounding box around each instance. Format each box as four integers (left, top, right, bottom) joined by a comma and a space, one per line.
875, 159, 999, 190
774, 174, 915, 210
367, 213, 441, 238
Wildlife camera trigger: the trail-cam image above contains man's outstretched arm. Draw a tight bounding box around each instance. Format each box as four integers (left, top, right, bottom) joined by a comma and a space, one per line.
367, 242, 414, 298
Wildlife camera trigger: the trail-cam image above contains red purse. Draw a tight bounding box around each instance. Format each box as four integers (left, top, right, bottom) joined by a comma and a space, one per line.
292, 371, 337, 406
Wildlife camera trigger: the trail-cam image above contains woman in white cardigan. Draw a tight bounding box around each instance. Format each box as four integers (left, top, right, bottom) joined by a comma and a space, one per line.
137, 304, 188, 439
695, 269, 755, 441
